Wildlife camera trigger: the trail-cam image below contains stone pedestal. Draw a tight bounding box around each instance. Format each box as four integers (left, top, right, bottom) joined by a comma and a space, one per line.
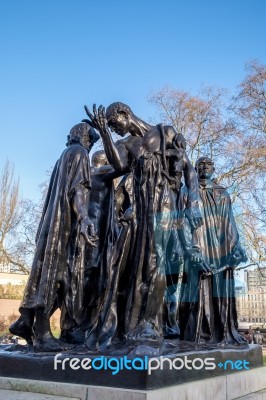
0, 368, 266, 400
0, 343, 264, 399
0, 344, 263, 389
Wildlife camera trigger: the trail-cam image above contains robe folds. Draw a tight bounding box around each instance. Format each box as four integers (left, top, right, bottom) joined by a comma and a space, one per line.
20, 143, 91, 326
85, 127, 186, 349
178, 181, 246, 345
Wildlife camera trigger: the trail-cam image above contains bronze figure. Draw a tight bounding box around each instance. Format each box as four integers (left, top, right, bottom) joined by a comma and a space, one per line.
84, 102, 203, 346
10, 123, 99, 351
178, 157, 247, 345
8, 104, 249, 354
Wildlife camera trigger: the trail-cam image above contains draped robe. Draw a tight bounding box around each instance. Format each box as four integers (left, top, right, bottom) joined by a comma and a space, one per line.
20, 143, 91, 327
178, 180, 246, 345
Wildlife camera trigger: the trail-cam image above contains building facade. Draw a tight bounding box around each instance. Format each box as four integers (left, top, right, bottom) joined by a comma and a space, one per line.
236, 268, 266, 325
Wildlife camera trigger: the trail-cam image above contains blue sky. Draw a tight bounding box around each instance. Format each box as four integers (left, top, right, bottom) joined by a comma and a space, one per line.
0, 0, 265, 201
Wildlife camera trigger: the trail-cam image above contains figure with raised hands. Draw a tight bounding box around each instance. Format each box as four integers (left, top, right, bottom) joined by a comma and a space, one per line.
83, 102, 203, 344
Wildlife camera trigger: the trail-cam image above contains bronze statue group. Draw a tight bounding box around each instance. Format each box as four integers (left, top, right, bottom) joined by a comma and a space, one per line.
10, 102, 247, 352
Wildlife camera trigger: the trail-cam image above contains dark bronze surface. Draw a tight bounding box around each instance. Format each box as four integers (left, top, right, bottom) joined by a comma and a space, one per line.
7, 104, 250, 386
0, 344, 262, 389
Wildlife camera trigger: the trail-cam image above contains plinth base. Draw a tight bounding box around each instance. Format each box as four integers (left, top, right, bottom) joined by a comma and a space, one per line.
0, 343, 263, 390
0, 367, 266, 400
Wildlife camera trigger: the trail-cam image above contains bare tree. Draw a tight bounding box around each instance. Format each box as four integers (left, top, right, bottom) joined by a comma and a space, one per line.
0, 161, 44, 274
14, 169, 53, 270
229, 60, 266, 273
147, 63, 266, 274
148, 85, 234, 165
0, 161, 30, 274
231, 60, 266, 134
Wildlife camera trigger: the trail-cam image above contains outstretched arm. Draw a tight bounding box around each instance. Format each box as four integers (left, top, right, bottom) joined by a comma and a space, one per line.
84, 104, 129, 171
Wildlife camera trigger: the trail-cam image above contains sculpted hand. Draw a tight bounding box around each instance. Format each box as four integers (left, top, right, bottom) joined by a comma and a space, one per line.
80, 217, 98, 247
230, 246, 248, 268
83, 104, 110, 138
190, 252, 203, 264
119, 207, 134, 223
170, 252, 184, 265
188, 248, 213, 276
201, 263, 215, 277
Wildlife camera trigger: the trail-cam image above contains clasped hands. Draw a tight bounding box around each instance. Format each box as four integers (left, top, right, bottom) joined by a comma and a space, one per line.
80, 217, 98, 248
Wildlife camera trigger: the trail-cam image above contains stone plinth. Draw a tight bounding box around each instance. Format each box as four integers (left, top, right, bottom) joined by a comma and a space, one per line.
0, 343, 263, 390
0, 367, 266, 400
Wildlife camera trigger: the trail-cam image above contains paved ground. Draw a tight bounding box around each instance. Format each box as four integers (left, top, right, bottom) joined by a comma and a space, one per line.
0, 390, 79, 400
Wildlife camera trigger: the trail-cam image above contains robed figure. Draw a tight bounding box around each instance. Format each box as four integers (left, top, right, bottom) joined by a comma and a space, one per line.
178, 157, 247, 346
10, 123, 99, 351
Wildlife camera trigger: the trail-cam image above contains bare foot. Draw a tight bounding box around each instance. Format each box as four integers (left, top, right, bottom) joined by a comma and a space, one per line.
9, 317, 33, 345
60, 328, 85, 344
126, 321, 162, 341
33, 336, 75, 352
